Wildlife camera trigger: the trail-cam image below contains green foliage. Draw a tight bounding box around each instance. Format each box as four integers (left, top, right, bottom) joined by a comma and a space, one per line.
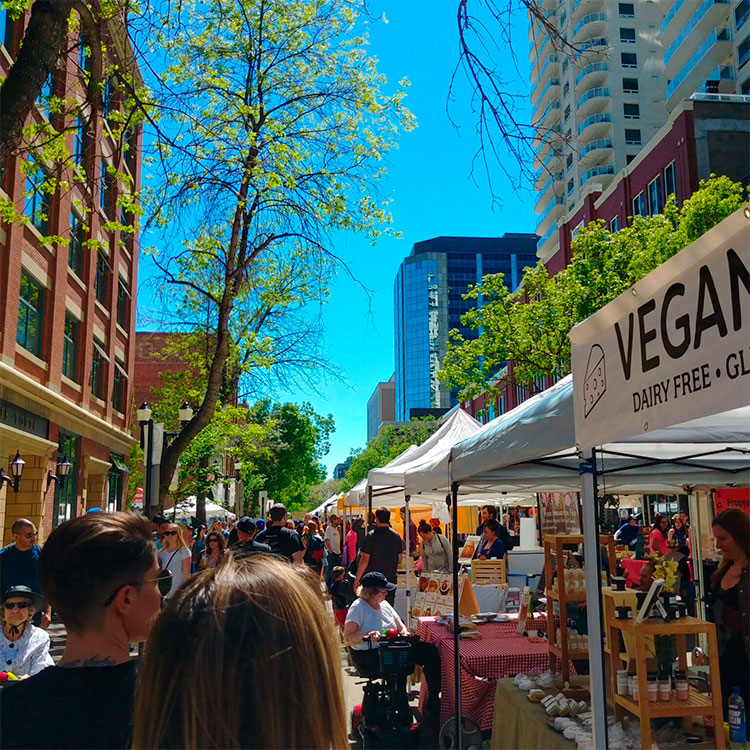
0, 0, 146, 252
306, 478, 343, 511
439, 176, 749, 404
340, 420, 439, 492
246, 400, 335, 512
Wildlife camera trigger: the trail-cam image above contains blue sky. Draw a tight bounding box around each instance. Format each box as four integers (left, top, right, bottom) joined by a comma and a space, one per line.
289, 2, 538, 476
138, 2, 538, 478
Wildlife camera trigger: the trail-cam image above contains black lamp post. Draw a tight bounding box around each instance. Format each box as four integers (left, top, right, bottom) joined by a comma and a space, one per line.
47, 454, 73, 490
0, 450, 25, 493
136, 402, 154, 520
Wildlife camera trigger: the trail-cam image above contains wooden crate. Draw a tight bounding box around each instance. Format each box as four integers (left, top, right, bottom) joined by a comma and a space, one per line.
471, 558, 507, 584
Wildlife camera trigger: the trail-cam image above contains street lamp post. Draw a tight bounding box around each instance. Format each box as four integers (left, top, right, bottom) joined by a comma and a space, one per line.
136, 402, 154, 520
0, 450, 26, 493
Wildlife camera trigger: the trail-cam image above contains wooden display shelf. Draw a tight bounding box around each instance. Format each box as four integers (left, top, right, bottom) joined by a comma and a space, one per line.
546, 588, 587, 601
548, 643, 589, 660
543, 534, 615, 682
613, 687, 713, 718
606, 615, 725, 750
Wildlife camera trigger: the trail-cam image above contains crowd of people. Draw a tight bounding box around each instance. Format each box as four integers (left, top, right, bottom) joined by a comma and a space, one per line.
0, 501, 745, 747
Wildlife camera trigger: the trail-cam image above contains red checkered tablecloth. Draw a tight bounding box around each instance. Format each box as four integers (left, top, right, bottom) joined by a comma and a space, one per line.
415, 614, 554, 648
419, 633, 576, 732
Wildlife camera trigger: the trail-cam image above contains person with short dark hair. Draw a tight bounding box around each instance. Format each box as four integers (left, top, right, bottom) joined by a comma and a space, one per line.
329, 565, 350, 630
399, 507, 418, 556
0, 512, 163, 749
0, 518, 50, 629
255, 503, 304, 564
614, 516, 640, 549
231, 517, 272, 558
354, 508, 402, 604
418, 520, 452, 572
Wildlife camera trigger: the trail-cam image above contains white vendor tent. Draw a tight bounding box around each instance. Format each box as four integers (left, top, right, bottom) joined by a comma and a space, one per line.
309, 493, 339, 519
163, 497, 236, 524
451, 374, 750, 493
344, 444, 421, 507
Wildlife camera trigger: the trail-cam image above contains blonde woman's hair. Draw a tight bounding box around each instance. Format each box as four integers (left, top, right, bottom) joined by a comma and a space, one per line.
163, 523, 188, 551
132, 555, 347, 750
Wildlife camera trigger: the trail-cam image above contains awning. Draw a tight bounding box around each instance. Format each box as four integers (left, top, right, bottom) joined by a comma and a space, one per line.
93, 339, 111, 363
110, 454, 129, 472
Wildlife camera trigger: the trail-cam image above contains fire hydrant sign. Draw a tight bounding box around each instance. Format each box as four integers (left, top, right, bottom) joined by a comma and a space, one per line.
570, 207, 750, 451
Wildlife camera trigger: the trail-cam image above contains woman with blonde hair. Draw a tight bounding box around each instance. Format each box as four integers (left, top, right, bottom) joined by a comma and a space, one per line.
132, 555, 346, 749
157, 523, 191, 600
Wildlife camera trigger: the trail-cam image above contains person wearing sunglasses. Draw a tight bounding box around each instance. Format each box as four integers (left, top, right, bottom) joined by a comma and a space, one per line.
157, 523, 191, 599
0, 518, 51, 629
0, 585, 53, 678
1, 512, 161, 749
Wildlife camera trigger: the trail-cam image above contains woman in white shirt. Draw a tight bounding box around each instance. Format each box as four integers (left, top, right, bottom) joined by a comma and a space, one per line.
344, 571, 441, 720
157, 524, 192, 599
0, 585, 54, 677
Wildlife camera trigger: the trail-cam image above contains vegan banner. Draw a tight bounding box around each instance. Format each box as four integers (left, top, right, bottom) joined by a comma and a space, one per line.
570, 208, 750, 450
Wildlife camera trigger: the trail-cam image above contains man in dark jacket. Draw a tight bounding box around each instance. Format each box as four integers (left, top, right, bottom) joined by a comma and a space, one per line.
475, 505, 514, 557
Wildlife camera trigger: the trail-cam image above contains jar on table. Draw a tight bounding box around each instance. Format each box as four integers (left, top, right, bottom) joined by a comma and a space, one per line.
617, 669, 628, 696
658, 673, 671, 702
647, 672, 658, 703
675, 670, 689, 701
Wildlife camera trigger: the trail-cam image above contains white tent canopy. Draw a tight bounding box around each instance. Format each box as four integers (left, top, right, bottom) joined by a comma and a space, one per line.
163, 497, 236, 523
368, 408, 481, 496
310, 493, 339, 518
345, 444, 421, 507
450, 374, 750, 493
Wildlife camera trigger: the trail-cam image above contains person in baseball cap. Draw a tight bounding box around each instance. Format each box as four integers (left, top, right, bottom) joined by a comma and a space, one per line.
359, 571, 396, 591
230, 517, 271, 559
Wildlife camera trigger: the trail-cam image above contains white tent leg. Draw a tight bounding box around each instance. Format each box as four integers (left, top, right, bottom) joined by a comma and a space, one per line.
581, 450, 608, 749
405, 495, 412, 629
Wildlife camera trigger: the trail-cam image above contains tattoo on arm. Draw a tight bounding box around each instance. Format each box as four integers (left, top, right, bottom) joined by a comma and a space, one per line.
59, 656, 119, 668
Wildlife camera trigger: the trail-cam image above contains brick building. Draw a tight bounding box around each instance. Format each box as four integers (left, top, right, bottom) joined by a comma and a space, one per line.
0, 9, 142, 542
462, 96, 750, 423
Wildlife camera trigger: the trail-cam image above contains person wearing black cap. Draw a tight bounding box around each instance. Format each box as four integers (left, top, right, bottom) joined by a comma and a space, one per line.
231, 517, 272, 558
614, 515, 640, 549
0, 585, 53, 677
344, 571, 441, 724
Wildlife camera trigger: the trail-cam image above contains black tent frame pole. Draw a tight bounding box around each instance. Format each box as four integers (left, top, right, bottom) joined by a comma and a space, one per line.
451, 481, 462, 748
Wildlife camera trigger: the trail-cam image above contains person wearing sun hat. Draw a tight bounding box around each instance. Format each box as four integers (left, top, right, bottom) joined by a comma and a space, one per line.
0, 585, 53, 678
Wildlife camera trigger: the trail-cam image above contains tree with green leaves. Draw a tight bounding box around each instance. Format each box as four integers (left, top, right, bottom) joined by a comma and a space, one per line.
245, 400, 334, 512
340, 420, 439, 492
138, 0, 413, 509
306, 478, 343, 511
439, 176, 750, 405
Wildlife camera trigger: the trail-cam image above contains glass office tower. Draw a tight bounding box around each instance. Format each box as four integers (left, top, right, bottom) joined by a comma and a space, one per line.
393, 235, 538, 422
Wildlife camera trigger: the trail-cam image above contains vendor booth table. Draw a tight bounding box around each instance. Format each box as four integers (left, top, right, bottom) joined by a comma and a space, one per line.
416, 617, 571, 732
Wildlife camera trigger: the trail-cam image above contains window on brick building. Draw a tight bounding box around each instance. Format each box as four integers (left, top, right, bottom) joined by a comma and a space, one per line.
91, 338, 108, 399
112, 357, 126, 412
632, 191, 646, 218
95, 250, 109, 305
63, 313, 78, 381
99, 160, 115, 218
116, 276, 129, 328
69, 212, 84, 277
664, 161, 677, 202
648, 175, 663, 215
74, 115, 88, 169
24, 157, 50, 234
610, 216, 620, 232
17, 270, 44, 357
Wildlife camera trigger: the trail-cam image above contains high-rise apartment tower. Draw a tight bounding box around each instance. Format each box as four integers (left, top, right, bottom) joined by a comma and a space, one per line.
530, 0, 668, 263
662, 0, 750, 111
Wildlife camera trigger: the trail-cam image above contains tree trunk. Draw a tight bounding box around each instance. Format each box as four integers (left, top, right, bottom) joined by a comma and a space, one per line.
0, 0, 74, 165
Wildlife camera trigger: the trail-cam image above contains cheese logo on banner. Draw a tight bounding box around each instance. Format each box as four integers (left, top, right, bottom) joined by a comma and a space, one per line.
570, 207, 750, 451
